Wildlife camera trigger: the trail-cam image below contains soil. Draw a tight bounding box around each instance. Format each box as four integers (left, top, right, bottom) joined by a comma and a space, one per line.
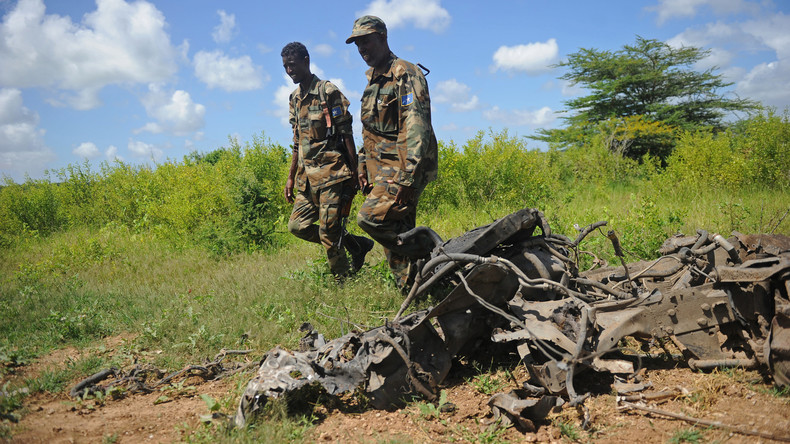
3, 335, 790, 443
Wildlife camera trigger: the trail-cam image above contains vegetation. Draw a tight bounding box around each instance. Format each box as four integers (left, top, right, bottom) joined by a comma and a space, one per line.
534, 36, 760, 160
0, 100, 789, 441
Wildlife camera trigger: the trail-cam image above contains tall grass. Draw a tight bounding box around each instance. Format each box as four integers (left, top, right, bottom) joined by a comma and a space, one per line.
1, 111, 789, 362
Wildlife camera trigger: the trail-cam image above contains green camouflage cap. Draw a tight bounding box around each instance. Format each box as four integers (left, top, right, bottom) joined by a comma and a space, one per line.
345, 15, 387, 44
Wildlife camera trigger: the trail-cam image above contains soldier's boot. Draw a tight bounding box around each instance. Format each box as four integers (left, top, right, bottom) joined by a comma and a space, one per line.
346, 234, 375, 273
327, 248, 351, 281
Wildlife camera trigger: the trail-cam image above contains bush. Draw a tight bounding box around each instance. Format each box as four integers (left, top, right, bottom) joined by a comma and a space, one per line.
421, 130, 556, 213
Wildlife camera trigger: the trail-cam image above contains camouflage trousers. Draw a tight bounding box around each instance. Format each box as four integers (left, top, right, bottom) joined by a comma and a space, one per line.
288, 180, 351, 276
357, 181, 423, 290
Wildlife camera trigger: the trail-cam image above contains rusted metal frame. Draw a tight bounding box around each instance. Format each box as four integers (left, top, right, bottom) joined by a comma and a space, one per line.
395, 252, 492, 321
454, 269, 573, 365
611, 256, 684, 291
606, 230, 634, 296
572, 221, 608, 248
373, 331, 436, 401
494, 255, 593, 303
574, 277, 631, 300
566, 306, 592, 406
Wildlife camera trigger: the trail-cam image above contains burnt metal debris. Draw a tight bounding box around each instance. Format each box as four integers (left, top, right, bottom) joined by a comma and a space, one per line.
233, 208, 790, 429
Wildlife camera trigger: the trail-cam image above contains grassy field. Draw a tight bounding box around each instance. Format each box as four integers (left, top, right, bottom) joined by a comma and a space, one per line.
1, 112, 789, 441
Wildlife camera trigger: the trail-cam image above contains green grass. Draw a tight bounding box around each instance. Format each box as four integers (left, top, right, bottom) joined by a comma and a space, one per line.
1, 123, 790, 441
668, 427, 704, 444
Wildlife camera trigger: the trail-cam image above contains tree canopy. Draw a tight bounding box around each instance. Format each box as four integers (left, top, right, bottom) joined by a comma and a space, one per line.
533, 36, 759, 160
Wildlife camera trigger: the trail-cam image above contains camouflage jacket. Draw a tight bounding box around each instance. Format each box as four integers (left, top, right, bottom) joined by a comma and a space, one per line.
359, 53, 438, 190
289, 74, 354, 191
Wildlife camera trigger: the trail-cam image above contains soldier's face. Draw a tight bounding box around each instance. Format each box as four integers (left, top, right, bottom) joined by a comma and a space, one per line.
282, 55, 309, 84
354, 33, 387, 69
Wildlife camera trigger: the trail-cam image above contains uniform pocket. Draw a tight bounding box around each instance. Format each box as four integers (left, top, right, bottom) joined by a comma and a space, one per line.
360, 182, 409, 223
307, 105, 326, 141
361, 85, 399, 137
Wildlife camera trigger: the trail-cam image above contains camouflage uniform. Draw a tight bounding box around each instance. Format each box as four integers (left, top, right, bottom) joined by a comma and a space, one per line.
356, 53, 438, 289
287, 74, 357, 276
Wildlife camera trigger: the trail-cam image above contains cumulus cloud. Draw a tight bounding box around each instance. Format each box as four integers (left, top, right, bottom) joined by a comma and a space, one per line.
741, 13, 790, 61
73, 142, 100, 159
106, 145, 122, 162
194, 50, 267, 91
128, 139, 163, 161
647, 0, 758, 25
212, 10, 236, 43
358, 0, 451, 33
434, 79, 480, 112
0, 0, 178, 110
274, 74, 295, 128
483, 106, 557, 128
492, 39, 558, 74
137, 85, 206, 136
666, 11, 790, 109
0, 88, 55, 181
313, 43, 334, 57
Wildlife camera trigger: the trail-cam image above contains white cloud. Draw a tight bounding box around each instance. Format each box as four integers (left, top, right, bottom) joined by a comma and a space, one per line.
106, 145, 122, 161
647, 0, 758, 25
193, 50, 267, 91
137, 85, 206, 136
212, 10, 236, 43
483, 106, 557, 128
313, 44, 334, 57
492, 39, 559, 74
358, 0, 451, 33
741, 13, 790, 61
737, 61, 790, 109
274, 74, 295, 128
0, 88, 55, 181
434, 79, 480, 112
128, 139, 163, 161
0, 0, 178, 110
665, 11, 790, 109
73, 142, 100, 159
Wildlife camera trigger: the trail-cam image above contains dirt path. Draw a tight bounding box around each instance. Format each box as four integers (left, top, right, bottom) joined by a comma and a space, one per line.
4, 337, 790, 443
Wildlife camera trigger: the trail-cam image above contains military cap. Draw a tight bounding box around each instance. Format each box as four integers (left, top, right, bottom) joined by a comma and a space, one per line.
345, 15, 387, 44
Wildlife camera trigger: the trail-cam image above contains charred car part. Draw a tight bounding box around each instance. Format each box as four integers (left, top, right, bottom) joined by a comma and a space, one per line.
234, 208, 790, 429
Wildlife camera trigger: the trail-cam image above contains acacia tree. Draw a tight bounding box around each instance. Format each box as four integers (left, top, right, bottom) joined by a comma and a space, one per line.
534, 36, 759, 160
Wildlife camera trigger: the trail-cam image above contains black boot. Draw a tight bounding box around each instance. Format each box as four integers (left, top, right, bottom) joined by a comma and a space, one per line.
346, 234, 374, 272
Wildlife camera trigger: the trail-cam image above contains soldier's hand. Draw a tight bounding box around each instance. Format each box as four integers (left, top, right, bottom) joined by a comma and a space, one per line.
284, 178, 295, 204
358, 172, 370, 194
394, 184, 416, 206
350, 168, 360, 191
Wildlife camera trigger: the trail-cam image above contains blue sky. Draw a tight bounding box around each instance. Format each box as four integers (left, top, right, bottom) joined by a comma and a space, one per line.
1, 0, 788, 182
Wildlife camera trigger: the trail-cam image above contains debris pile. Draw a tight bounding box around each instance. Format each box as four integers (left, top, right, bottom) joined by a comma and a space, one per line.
234, 208, 790, 430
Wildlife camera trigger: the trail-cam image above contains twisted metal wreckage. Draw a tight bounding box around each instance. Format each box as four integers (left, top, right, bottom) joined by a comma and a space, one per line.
233, 208, 790, 430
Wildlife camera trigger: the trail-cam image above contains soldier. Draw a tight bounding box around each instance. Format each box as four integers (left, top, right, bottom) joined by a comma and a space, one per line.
282, 42, 374, 280
345, 16, 438, 291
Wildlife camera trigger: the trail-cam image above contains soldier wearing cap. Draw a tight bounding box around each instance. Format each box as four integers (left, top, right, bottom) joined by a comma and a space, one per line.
281, 42, 374, 279
346, 16, 438, 291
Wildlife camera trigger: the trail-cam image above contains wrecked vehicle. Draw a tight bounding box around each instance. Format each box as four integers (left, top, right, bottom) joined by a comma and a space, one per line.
233, 208, 790, 429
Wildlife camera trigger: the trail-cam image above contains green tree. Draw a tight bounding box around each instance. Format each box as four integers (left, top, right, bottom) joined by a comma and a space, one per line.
534, 36, 759, 160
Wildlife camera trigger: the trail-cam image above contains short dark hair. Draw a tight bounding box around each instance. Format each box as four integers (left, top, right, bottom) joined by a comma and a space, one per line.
281, 42, 309, 59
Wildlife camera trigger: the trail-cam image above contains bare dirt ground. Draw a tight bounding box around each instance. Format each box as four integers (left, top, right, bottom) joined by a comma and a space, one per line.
4, 335, 790, 443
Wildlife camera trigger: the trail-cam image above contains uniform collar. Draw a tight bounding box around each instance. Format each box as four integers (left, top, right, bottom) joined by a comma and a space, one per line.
365, 52, 397, 82
297, 74, 320, 99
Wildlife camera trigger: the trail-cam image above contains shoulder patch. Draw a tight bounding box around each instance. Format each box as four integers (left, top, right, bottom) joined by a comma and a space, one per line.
324, 81, 338, 94
392, 61, 407, 78
331, 106, 342, 117
401, 93, 413, 107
